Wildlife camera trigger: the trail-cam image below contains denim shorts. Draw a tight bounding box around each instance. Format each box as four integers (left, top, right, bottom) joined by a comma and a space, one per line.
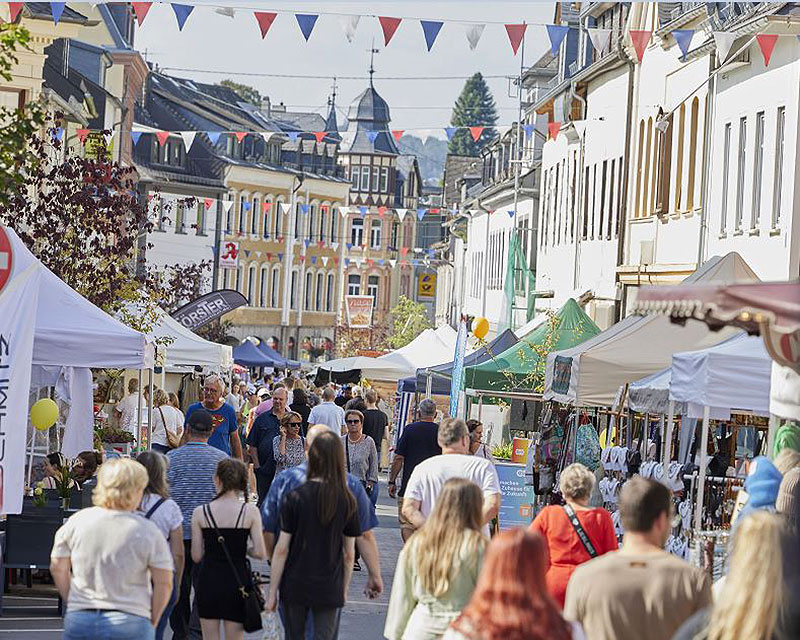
64, 609, 154, 640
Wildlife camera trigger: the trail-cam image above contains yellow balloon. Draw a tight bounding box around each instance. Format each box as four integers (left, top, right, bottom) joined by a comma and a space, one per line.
473, 317, 490, 340
30, 398, 59, 431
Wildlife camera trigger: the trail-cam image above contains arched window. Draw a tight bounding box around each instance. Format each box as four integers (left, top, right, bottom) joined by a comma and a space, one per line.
247, 264, 256, 305
274, 200, 283, 237
294, 203, 303, 239
643, 118, 653, 216
308, 204, 316, 242
235, 265, 243, 293
687, 97, 699, 211
351, 218, 364, 246
675, 104, 686, 211
326, 273, 335, 312
259, 266, 268, 307
314, 272, 323, 310
262, 199, 271, 238
304, 271, 313, 310
270, 267, 280, 308
238, 195, 247, 234
290, 270, 299, 310
251, 196, 260, 235
319, 205, 328, 244
635, 119, 644, 218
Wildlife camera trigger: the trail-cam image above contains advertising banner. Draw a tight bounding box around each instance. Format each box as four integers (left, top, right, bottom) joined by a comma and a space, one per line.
219, 240, 240, 270
495, 462, 535, 530
345, 295, 374, 328
171, 289, 248, 330
449, 319, 467, 417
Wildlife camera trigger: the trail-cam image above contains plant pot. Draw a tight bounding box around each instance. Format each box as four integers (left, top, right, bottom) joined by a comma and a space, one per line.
61, 496, 70, 510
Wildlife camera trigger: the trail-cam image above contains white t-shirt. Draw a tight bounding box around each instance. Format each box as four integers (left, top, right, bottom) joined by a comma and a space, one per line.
226, 393, 242, 412
115, 393, 139, 434
151, 404, 185, 447
51, 506, 173, 619
307, 401, 346, 434
404, 454, 501, 537
137, 493, 183, 539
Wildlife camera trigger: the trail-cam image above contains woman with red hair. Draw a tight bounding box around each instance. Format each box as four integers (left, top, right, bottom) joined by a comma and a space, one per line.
443, 529, 586, 640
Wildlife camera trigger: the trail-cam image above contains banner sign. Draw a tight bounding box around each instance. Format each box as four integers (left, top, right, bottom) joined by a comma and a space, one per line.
0, 241, 41, 514
219, 241, 240, 270
449, 318, 467, 417
345, 295, 374, 329
552, 355, 573, 396
495, 462, 535, 530
417, 273, 436, 298
171, 289, 248, 330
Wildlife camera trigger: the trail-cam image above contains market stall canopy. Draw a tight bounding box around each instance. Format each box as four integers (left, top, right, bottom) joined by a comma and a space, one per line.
8, 226, 154, 369
670, 334, 772, 419
544, 253, 759, 407
316, 355, 409, 381
233, 340, 275, 368
464, 299, 601, 394
627, 367, 686, 415
255, 339, 301, 369
408, 328, 520, 395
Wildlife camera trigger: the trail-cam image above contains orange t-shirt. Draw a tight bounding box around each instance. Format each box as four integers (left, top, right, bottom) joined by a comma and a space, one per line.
530, 505, 618, 608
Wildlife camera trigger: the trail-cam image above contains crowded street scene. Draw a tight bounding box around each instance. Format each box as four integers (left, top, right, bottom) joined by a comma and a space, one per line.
1, 1, 800, 639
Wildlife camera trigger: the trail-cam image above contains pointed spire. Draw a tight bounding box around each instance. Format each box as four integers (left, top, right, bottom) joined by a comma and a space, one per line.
324, 79, 340, 141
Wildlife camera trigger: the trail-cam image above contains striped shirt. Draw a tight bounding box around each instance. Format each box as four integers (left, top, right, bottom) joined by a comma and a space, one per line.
167, 443, 228, 539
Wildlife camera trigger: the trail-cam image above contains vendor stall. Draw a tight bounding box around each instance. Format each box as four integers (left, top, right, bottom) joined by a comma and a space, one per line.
233, 339, 276, 368
255, 339, 301, 369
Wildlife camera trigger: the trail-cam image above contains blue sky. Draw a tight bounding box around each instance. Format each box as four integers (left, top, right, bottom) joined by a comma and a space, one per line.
134, 1, 555, 135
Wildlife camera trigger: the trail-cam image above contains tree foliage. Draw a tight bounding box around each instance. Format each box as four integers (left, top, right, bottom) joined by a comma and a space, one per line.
218, 79, 262, 106
448, 72, 498, 156
387, 296, 432, 349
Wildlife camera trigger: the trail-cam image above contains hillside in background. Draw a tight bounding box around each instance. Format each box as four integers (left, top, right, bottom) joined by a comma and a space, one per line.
398, 135, 448, 186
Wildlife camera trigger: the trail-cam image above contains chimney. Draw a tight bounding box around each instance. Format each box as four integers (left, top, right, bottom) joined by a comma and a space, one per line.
261, 96, 271, 115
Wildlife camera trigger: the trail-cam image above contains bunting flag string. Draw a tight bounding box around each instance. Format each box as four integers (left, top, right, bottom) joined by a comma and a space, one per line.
379, 16, 402, 46
222, 200, 234, 213
340, 14, 360, 43
469, 126, 484, 142
505, 23, 527, 56
421, 20, 444, 52
254, 12, 277, 39
131, 2, 152, 27
179, 131, 197, 151
546, 24, 569, 56
130, 131, 143, 146
756, 33, 778, 66
629, 30, 651, 63
7, 2, 23, 23
713, 31, 736, 63
464, 23, 485, 51
295, 14, 318, 42
50, 2, 65, 25
547, 122, 561, 140
171, 4, 194, 31
672, 29, 694, 60
587, 28, 611, 55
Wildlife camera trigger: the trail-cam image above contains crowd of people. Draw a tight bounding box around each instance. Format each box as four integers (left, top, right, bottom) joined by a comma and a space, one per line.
43, 370, 800, 640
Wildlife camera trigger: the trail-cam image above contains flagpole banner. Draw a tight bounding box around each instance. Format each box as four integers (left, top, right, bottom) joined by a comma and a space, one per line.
345, 295, 374, 328
171, 289, 248, 330
0, 257, 42, 515
449, 318, 467, 417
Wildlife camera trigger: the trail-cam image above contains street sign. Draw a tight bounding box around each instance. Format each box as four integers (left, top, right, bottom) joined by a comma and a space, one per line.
417, 273, 436, 297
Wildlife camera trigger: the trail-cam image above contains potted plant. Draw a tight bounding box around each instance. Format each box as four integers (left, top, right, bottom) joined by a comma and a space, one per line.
31, 482, 47, 508
94, 426, 135, 457
53, 459, 73, 510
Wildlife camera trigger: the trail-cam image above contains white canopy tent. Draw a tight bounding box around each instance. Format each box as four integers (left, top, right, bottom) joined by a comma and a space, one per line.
544, 253, 759, 407
148, 308, 233, 370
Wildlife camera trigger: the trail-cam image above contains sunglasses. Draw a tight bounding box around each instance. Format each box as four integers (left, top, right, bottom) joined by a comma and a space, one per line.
346, 419, 361, 425
287, 422, 302, 428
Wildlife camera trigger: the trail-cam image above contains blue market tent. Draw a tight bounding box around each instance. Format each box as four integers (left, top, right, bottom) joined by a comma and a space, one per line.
256, 340, 301, 369
399, 329, 519, 395
233, 340, 275, 367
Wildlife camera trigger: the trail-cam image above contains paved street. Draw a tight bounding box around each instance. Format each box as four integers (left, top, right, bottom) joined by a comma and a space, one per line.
0, 478, 401, 639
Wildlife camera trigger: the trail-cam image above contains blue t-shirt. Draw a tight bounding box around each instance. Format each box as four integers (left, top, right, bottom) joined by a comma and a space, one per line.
185, 402, 238, 455
261, 461, 378, 536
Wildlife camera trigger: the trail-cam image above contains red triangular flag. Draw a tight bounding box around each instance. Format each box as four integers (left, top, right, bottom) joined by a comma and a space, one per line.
254, 11, 277, 39
379, 17, 402, 46
756, 34, 778, 66
313, 131, 326, 143
8, 2, 23, 22
400, 247, 409, 256
391, 130, 404, 141
234, 132, 247, 143
263, 201, 272, 211
505, 24, 527, 55
266, 253, 272, 261
317, 241, 325, 248
131, 3, 151, 27
76, 129, 90, 144
204, 198, 213, 210
366, 259, 374, 267
378, 206, 387, 218
629, 30, 651, 63
469, 126, 484, 142
298, 255, 305, 263
155, 131, 170, 146
333, 257, 339, 266
548, 122, 561, 140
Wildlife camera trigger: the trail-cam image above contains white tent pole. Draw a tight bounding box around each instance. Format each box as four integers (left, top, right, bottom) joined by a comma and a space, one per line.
658, 414, 665, 462
694, 405, 711, 532
161, 369, 166, 390
147, 369, 154, 450
136, 370, 143, 447
425, 372, 432, 399
767, 414, 778, 459
478, 395, 483, 421
664, 400, 675, 466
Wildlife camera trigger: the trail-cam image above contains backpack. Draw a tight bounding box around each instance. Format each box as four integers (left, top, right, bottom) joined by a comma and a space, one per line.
574, 422, 602, 471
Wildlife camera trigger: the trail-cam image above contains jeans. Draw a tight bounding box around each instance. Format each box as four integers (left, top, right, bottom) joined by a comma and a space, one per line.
170, 540, 202, 640
256, 470, 274, 507
155, 573, 178, 640
64, 609, 154, 640
369, 481, 379, 507
280, 601, 341, 640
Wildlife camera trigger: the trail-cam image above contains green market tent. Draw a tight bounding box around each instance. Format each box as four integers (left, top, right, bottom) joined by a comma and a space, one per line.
463, 299, 601, 394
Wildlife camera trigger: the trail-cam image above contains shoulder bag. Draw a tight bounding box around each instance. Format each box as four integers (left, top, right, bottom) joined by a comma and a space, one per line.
158, 406, 182, 449
202, 504, 264, 633
563, 503, 598, 558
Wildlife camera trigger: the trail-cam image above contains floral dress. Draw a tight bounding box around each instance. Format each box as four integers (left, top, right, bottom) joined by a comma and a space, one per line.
272, 435, 306, 474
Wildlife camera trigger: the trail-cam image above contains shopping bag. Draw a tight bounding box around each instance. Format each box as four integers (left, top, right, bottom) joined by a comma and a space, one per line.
261, 611, 284, 640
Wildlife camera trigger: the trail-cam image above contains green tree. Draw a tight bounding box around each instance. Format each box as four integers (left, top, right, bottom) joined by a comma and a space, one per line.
448, 72, 498, 156
387, 296, 432, 349
218, 79, 262, 106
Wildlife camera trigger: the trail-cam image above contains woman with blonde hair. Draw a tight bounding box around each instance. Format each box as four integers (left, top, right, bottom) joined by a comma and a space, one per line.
50, 458, 174, 639
384, 477, 487, 640
672, 510, 799, 640
151, 388, 184, 454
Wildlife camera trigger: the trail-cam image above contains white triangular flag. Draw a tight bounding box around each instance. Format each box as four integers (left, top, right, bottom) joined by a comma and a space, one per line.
573, 120, 587, 139
260, 132, 273, 143
418, 129, 433, 144
321, 256, 329, 267
354, 258, 363, 269
340, 15, 360, 43
713, 31, 736, 63
396, 208, 408, 222
179, 131, 197, 151
587, 28, 611, 54
222, 199, 234, 213
339, 206, 350, 217
464, 23, 485, 51
255, 251, 262, 258
331, 242, 339, 251
280, 202, 292, 215
389, 259, 397, 268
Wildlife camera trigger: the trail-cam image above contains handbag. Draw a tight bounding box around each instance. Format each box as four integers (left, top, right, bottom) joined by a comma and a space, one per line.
203, 504, 264, 633
158, 406, 183, 449
563, 503, 598, 558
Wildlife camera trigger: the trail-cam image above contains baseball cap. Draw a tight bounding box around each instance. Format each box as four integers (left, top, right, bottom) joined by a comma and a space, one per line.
257, 387, 269, 399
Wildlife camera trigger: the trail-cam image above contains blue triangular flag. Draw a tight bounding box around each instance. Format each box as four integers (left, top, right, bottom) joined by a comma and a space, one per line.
51, 2, 65, 25
278, 252, 284, 261
207, 131, 221, 145
287, 131, 300, 143
244, 249, 251, 257
444, 127, 457, 140
344, 258, 350, 267
366, 131, 380, 144
523, 124, 536, 137
171, 4, 194, 31
420, 20, 443, 52
378, 259, 385, 266
243, 202, 251, 211
295, 14, 318, 41
300, 204, 310, 214
130, 131, 142, 146
52, 127, 64, 142
546, 24, 569, 56
359, 206, 368, 216
417, 208, 426, 220
507, 210, 515, 217
346, 243, 353, 250
311, 256, 317, 265
672, 29, 694, 59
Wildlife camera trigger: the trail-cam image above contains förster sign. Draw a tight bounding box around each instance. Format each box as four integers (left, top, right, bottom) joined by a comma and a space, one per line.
171, 289, 248, 330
